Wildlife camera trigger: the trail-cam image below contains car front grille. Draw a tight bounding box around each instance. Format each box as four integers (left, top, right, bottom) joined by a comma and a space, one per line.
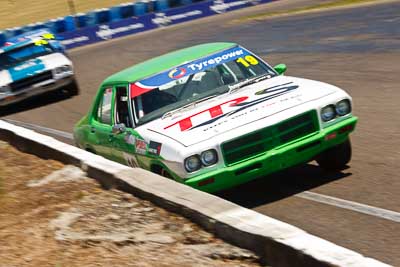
221, 111, 319, 166
10, 71, 53, 92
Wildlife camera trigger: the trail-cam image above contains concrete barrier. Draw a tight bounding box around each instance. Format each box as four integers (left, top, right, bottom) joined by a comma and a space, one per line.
0, 119, 391, 267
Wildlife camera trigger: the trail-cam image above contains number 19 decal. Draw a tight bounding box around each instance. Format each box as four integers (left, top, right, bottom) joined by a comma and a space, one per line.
236, 55, 259, 67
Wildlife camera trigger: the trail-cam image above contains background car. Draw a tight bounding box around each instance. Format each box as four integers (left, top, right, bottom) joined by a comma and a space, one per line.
74, 42, 357, 192
0, 29, 79, 106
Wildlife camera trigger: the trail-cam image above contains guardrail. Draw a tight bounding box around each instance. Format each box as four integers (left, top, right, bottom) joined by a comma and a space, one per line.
0, 0, 276, 50
0, 119, 391, 267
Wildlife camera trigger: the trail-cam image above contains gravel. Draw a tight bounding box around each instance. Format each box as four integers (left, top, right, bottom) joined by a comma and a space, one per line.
0, 141, 264, 267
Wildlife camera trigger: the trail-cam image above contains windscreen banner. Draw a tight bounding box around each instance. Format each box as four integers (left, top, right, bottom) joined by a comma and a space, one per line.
129, 46, 250, 98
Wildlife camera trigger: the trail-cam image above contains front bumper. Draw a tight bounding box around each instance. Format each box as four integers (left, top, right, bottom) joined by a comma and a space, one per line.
184, 116, 358, 193
0, 76, 75, 106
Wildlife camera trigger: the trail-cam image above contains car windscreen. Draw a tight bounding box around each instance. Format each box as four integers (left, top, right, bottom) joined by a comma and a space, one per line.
0, 43, 54, 69
131, 46, 277, 125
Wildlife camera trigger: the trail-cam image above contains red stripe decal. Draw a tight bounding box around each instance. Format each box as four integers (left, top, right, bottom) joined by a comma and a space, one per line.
164, 96, 248, 131
209, 106, 223, 118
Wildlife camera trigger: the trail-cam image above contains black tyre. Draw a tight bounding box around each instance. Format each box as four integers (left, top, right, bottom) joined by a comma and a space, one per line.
152, 165, 173, 179
67, 79, 80, 96
316, 139, 352, 171
161, 168, 173, 179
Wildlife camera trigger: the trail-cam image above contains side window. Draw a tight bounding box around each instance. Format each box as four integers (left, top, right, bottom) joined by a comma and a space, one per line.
115, 86, 133, 128
97, 88, 113, 125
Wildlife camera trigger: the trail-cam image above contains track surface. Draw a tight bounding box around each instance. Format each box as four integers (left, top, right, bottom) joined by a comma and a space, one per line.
3, 0, 400, 265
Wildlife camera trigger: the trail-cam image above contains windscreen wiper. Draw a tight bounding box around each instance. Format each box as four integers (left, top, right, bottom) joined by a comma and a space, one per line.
228, 73, 273, 94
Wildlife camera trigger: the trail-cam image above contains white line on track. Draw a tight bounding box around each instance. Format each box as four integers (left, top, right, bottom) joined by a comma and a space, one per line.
296, 191, 400, 223
4, 119, 400, 223
3, 119, 73, 140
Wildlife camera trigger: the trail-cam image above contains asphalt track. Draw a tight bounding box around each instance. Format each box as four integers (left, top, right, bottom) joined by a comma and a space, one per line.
2, 0, 400, 265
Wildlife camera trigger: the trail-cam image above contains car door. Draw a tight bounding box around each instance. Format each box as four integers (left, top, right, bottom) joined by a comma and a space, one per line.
112, 128, 144, 167
109, 85, 144, 167
90, 86, 116, 160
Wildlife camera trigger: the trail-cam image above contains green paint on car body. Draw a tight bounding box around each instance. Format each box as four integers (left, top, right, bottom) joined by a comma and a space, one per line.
186, 116, 357, 192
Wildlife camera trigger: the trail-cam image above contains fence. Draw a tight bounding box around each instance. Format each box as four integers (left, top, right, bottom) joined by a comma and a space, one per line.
0, 0, 276, 50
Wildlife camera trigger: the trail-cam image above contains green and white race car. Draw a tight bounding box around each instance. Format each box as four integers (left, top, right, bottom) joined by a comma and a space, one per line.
74, 42, 357, 192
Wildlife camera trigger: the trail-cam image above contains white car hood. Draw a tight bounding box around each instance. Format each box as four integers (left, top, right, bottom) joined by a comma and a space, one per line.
145, 76, 336, 146
38, 53, 72, 69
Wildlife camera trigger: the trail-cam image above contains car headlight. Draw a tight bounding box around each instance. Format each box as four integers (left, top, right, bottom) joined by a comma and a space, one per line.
200, 149, 218, 166
55, 65, 72, 74
336, 99, 351, 116
0, 85, 10, 94
321, 105, 336, 122
184, 155, 201, 173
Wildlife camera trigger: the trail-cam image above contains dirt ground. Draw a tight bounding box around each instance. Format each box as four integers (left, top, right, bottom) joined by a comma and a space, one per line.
0, 141, 262, 267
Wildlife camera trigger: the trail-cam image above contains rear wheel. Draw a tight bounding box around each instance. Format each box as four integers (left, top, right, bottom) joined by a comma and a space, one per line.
316, 139, 352, 171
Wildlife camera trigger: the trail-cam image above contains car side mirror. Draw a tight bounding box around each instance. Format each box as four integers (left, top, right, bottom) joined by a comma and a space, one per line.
112, 123, 126, 134
274, 64, 287, 75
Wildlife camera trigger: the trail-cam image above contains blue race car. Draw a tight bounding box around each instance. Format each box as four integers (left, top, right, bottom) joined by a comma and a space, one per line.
0, 29, 79, 106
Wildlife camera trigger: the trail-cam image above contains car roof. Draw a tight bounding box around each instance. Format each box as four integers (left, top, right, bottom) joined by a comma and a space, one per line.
102, 42, 237, 85
0, 29, 54, 53
0, 39, 32, 53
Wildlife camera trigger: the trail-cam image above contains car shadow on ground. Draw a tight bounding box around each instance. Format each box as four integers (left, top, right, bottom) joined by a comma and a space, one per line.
0, 91, 71, 117
216, 163, 351, 208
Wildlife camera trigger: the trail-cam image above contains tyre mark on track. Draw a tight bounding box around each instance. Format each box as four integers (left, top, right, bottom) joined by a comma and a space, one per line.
4, 119, 400, 223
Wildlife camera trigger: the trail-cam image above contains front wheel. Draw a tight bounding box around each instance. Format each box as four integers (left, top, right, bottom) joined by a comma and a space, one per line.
67, 79, 80, 96
161, 168, 173, 179
151, 165, 173, 180
316, 139, 352, 171
59, 79, 80, 97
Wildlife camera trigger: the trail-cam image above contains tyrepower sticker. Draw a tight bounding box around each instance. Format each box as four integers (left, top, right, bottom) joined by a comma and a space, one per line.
186, 48, 244, 71
130, 46, 251, 97
168, 68, 187, 79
